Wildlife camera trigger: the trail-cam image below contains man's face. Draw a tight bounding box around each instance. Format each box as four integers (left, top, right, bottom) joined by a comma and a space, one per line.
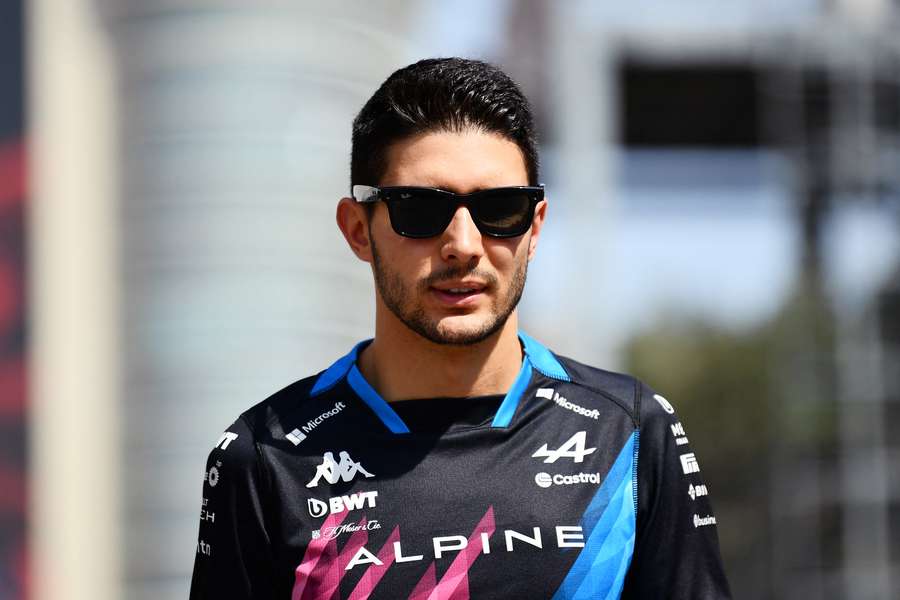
365, 129, 545, 346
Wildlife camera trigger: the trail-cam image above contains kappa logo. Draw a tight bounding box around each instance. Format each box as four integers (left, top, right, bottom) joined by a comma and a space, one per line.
307, 490, 378, 518
532, 431, 596, 464
306, 451, 374, 488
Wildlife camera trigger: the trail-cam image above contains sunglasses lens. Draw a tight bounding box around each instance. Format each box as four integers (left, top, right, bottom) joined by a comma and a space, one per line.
387, 190, 453, 238
378, 187, 539, 238
471, 190, 533, 236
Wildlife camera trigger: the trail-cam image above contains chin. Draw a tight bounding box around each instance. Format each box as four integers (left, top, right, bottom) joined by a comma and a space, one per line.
428, 315, 507, 346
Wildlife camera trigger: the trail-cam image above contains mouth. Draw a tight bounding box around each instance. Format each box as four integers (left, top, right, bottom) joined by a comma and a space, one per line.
429, 281, 488, 307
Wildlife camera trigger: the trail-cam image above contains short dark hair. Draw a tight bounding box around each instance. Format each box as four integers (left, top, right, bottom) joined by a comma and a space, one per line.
350, 57, 539, 190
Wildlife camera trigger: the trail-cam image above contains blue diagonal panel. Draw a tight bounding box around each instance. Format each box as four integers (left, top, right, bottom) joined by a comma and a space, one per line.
553, 431, 638, 600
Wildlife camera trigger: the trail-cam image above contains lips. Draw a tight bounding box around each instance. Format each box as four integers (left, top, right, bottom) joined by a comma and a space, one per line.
430, 281, 487, 306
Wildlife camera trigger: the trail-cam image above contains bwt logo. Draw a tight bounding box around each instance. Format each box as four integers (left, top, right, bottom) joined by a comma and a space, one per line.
308, 491, 378, 518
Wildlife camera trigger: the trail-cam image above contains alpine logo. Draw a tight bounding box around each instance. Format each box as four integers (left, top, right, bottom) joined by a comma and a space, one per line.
306, 451, 374, 488
307, 490, 378, 518
680, 452, 701, 475
286, 401, 347, 446
329, 507, 588, 574
289, 506, 590, 600
688, 483, 708, 500
532, 431, 596, 464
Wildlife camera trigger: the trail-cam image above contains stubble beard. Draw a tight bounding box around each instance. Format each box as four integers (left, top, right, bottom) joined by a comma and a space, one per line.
370, 236, 528, 346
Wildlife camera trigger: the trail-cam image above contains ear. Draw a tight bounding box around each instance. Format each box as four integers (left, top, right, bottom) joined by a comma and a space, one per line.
336, 197, 374, 263
526, 198, 548, 261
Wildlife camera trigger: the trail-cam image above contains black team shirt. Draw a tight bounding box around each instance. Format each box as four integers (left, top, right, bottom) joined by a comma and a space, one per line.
189, 332, 732, 599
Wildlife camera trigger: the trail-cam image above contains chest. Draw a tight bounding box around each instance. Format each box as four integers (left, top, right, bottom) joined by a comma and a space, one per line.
264, 416, 635, 599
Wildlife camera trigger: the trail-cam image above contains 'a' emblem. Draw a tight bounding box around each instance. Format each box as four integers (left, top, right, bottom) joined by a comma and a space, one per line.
532, 431, 596, 463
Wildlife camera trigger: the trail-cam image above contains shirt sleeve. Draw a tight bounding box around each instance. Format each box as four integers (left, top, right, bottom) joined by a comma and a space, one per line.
620, 383, 733, 599
189, 415, 277, 600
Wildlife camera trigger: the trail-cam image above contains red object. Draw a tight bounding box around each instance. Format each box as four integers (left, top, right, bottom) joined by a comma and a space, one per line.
0, 140, 26, 208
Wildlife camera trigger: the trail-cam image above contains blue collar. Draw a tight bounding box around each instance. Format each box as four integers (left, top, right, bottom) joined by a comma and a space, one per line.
310, 331, 569, 433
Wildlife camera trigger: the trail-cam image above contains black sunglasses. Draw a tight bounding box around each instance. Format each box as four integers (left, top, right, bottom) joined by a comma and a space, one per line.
352, 184, 544, 239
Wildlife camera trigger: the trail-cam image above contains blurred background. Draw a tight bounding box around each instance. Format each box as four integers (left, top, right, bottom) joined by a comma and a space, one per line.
2, 0, 899, 598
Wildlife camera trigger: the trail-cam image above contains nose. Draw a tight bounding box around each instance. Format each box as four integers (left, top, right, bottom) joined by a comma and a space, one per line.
439, 204, 484, 265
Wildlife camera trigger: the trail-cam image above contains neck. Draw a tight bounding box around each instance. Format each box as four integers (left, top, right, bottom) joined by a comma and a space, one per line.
358, 312, 524, 402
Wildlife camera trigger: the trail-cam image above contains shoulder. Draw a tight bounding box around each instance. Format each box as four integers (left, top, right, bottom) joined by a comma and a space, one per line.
204, 372, 324, 465
553, 351, 670, 426
236, 373, 321, 439
555, 352, 680, 428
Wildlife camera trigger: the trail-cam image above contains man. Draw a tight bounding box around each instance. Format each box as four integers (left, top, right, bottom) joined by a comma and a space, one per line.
190, 57, 732, 599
